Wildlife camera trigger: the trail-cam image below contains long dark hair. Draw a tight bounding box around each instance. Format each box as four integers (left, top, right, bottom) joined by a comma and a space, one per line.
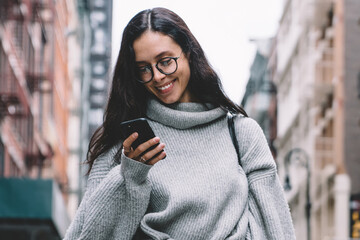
86, 7, 247, 172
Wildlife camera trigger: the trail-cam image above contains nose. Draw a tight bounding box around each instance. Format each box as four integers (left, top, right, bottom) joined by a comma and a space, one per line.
152, 66, 166, 82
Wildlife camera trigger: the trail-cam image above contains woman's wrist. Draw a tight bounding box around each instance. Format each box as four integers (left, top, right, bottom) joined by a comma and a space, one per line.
120, 153, 152, 184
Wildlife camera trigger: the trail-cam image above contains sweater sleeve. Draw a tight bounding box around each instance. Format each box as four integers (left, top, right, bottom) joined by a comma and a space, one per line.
235, 117, 296, 240
63, 148, 153, 240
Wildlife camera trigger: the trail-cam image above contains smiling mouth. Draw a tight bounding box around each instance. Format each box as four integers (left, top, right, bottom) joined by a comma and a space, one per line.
156, 80, 175, 93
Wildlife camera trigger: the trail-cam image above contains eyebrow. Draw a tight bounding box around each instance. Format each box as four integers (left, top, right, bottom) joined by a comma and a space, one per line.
135, 51, 174, 64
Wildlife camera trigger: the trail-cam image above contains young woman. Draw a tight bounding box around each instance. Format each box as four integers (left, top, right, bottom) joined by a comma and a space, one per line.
64, 7, 295, 240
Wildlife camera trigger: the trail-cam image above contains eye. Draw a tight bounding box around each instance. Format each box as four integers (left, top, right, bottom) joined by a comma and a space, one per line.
137, 65, 152, 74
158, 58, 173, 67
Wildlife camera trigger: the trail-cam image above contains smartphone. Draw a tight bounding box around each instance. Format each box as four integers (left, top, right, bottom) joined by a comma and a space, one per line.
120, 118, 161, 154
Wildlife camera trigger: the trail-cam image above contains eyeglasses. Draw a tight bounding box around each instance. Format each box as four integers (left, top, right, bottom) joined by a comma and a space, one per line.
135, 52, 182, 83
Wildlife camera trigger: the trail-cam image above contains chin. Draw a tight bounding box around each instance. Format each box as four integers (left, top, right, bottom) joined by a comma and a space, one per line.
156, 94, 180, 105
158, 98, 178, 105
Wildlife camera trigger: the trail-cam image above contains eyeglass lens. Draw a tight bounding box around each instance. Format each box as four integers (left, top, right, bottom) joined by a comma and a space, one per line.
137, 57, 178, 83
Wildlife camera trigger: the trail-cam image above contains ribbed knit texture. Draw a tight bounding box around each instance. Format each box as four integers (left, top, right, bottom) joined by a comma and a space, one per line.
64, 98, 295, 240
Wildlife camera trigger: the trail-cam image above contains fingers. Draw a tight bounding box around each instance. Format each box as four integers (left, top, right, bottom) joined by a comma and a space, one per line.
145, 149, 166, 165
132, 137, 160, 157
122, 132, 138, 157
140, 143, 166, 165
122, 134, 166, 165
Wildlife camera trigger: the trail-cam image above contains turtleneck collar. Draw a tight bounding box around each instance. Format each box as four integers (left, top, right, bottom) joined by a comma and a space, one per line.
146, 98, 227, 129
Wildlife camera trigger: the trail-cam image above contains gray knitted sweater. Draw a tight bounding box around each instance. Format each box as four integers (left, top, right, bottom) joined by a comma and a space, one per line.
64, 98, 295, 240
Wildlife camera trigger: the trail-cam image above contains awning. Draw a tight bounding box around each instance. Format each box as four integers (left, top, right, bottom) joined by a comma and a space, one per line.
0, 178, 70, 238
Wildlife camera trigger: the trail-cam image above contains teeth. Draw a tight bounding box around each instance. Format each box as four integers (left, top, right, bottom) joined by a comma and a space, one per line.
158, 82, 173, 91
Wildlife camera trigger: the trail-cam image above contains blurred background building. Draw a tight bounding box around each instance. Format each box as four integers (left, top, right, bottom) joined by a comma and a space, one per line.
0, 0, 112, 239
242, 0, 360, 239
1, 0, 359, 239
241, 38, 278, 158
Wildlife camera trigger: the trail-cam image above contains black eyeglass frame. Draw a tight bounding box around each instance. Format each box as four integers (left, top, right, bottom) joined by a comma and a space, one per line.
135, 52, 182, 84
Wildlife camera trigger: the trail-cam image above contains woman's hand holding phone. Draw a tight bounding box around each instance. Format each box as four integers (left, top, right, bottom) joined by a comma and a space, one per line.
122, 132, 166, 165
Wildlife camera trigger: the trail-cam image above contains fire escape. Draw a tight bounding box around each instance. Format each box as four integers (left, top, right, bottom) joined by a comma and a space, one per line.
0, 1, 69, 238
0, 0, 54, 176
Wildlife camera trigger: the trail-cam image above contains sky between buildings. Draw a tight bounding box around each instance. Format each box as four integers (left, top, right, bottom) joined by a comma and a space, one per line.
112, 0, 283, 103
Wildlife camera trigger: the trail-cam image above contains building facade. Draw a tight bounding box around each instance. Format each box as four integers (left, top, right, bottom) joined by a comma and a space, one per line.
75, 0, 113, 200
334, 0, 360, 238
0, 0, 87, 238
0, 0, 114, 236
273, 0, 360, 239
241, 38, 278, 158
